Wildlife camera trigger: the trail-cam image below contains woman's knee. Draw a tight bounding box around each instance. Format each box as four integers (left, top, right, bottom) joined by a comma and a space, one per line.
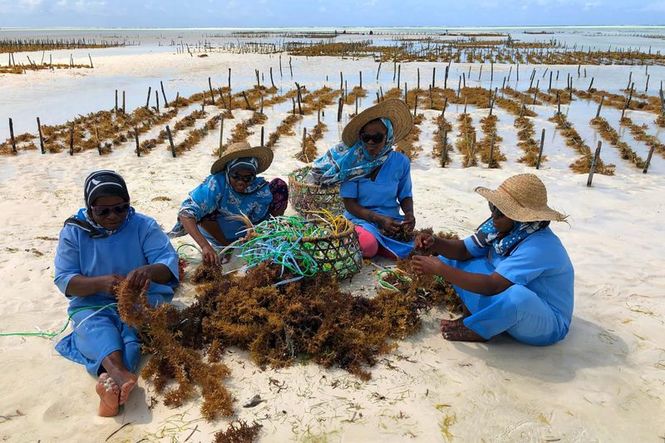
355, 226, 379, 258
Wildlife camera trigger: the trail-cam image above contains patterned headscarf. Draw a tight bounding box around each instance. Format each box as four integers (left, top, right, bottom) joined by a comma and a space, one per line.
226, 157, 259, 175
308, 118, 394, 186
470, 218, 550, 256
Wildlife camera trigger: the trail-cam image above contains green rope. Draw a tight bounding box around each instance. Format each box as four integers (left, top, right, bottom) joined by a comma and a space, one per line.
0, 303, 117, 339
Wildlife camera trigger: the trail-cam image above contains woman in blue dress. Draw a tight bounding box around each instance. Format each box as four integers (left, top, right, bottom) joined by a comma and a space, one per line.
309, 99, 416, 259
54, 170, 179, 416
412, 173, 574, 345
170, 141, 288, 265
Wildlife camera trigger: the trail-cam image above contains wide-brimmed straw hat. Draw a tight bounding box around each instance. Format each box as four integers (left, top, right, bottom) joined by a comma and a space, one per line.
475, 173, 567, 222
211, 141, 274, 175
341, 98, 413, 147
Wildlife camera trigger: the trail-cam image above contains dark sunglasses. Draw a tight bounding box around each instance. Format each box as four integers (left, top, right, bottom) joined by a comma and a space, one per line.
360, 132, 386, 144
230, 173, 255, 183
91, 202, 130, 217
489, 202, 504, 218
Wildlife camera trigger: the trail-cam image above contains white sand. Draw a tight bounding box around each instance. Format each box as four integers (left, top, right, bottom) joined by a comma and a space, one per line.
0, 49, 664, 442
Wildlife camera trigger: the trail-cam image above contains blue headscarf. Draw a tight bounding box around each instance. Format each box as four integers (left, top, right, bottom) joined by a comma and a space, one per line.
308, 118, 395, 186
470, 218, 550, 256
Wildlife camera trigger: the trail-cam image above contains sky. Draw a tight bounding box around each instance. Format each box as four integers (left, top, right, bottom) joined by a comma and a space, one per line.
0, 0, 663, 28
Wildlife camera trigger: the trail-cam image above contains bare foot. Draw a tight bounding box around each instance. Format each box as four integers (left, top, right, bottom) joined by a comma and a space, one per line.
118, 374, 138, 406
96, 373, 120, 417
440, 317, 466, 334
442, 325, 488, 342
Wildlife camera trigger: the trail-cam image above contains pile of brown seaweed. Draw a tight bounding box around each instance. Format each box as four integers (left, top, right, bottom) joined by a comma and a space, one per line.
117, 258, 461, 421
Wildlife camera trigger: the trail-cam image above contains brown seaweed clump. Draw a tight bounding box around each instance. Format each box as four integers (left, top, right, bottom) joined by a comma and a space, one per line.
117, 257, 462, 420
214, 420, 262, 443
116, 279, 234, 421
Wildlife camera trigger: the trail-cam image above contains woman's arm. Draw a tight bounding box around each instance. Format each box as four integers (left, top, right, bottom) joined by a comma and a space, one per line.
399, 196, 415, 231
415, 233, 473, 261
178, 213, 223, 265
66, 274, 124, 297
411, 256, 512, 296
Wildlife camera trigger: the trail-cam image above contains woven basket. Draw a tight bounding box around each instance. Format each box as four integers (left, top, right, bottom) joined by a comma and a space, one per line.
288, 166, 344, 218
301, 219, 363, 281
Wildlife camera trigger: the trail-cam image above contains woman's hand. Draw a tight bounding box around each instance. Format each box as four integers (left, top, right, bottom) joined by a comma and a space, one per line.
376, 215, 401, 236
415, 232, 435, 250
126, 265, 154, 291
100, 274, 124, 294
411, 255, 446, 276
401, 212, 416, 233
202, 244, 221, 266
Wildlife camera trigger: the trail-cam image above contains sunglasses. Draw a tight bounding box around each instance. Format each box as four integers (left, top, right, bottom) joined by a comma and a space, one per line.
91, 202, 130, 217
360, 132, 386, 144
230, 173, 255, 183
488, 202, 504, 218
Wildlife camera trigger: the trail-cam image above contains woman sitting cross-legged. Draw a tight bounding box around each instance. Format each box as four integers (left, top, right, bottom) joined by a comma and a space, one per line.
308, 99, 416, 259
54, 170, 180, 416
170, 141, 288, 266
411, 173, 574, 345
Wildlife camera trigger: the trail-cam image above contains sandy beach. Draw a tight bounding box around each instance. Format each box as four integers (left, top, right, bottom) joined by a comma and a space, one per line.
0, 38, 664, 442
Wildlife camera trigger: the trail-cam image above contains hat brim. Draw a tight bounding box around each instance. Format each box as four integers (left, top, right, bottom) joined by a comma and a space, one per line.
341, 99, 414, 147
475, 186, 567, 222
211, 145, 274, 175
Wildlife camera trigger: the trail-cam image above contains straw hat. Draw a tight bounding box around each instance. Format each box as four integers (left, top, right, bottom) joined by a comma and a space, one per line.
211, 141, 274, 175
475, 173, 567, 222
341, 98, 413, 147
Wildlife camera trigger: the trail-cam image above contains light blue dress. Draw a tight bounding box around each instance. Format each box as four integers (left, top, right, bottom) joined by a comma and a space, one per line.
340, 150, 414, 259
439, 227, 574, 345
54, 209, 179, 375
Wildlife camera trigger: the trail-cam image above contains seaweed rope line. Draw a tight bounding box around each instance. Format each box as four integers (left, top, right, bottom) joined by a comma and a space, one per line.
0, 303, 117, 339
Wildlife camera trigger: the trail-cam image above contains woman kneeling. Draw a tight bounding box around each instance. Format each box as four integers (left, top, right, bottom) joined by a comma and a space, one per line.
412, 173, 574, 345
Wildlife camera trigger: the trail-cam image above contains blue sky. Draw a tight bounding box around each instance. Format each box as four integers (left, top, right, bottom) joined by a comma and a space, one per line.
0, 0, 662, 28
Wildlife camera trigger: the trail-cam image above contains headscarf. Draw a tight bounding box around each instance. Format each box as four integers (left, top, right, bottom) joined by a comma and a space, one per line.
308, 118, 395, 186
470, 218, 550, 257
83, 170, 129, 208
226, 157, 259, 176
64, 170, 133, 238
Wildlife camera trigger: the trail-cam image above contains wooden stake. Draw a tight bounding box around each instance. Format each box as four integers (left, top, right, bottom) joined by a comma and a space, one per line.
595, 95, 604, 118
442, 97, 448, 117
586, 141, 602, 187
166, 125, 176, 157
337, 97, 343, 122
69, 124, 74, 156
432, 66, 436, 88
228, 68, 232, 91
536, 128, 545, 169
359, 70, 363, 89
134, 128, 140, 157
488, 132, 495, 168
269, 67, 275, 88
417, 67, 420, 89
94, 126, 101, 156
160, 81, 169, 106
255, 69, 260, 88
279, 55, 283, 77
587, 77, 594, 92
218, 116, 224, 156
295, 82, 303, 115
355, 95, 359, 115
145, 86, 152, 109
8, 118, 17, 154
548, 71, 553, 92
339, 71, 343, 91
207, 77, 215, 105
376, 62, 382, 81
441, 128, 448, 168
122, 91, 126, 113
444, 65, 449, 89
301, 127, 307, 161
397, 64, 401, 87
260, 126, 265, 147
36, 117, 45, 154
114, 90, 118, 112
643, 144, 656, 174
242, 91, 252, 110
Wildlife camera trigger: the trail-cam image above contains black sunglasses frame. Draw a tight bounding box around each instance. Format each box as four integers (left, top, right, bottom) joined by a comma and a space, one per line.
229, 173, 255, 183
360, 132, 386, 144
91, 203, 130, 218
